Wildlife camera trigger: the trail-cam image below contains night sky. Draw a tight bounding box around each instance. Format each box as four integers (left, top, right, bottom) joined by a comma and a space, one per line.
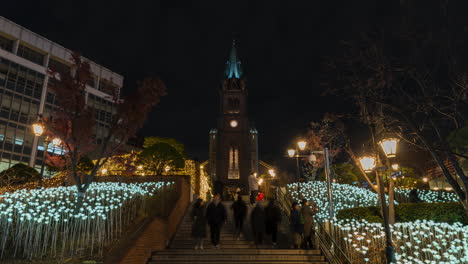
3, 0, 387, 165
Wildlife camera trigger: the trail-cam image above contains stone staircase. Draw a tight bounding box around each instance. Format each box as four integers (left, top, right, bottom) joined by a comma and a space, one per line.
148, 201, 328, 264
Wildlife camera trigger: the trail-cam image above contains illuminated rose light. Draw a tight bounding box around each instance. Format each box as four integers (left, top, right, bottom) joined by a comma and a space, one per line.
0, 181, 173, 259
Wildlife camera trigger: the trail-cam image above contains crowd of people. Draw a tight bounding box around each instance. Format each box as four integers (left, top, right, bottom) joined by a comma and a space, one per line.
190, 194, 318, 250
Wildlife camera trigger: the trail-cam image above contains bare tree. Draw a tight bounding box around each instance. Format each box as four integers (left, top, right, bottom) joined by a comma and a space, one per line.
327, 1, 468, 213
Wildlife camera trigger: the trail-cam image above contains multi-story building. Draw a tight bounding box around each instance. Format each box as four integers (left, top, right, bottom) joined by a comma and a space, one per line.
0, 16, 123, 172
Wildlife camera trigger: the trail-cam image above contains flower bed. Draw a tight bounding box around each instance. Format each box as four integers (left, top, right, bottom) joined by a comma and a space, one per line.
0, 181, 173, 260
395, 188, 458, 203
289, 181, 467, 263
288, 181, 379, 222
335, 219, 468, 263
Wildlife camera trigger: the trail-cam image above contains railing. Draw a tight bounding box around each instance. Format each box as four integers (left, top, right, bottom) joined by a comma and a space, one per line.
314, 220, 352, 264
276, 185, 352, 264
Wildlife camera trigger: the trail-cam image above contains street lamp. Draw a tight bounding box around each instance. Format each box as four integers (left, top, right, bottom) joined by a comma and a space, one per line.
379, 138, 399, 158
359, 155, 395, 264
268, 169, 276, 177
359, 156, 376, 173
31, 122, 61, 187
258, 178, 264, 185
52, 137, 62, 147
32, 122, 44, 136
287, 149, 295, 158
297, 140, 307, 151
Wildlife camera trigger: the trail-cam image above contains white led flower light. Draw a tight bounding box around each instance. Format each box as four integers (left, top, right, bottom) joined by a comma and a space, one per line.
0, 181, 174, 260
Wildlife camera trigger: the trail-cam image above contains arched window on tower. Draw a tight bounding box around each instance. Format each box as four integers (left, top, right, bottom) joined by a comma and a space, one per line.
228, 145, 240, 179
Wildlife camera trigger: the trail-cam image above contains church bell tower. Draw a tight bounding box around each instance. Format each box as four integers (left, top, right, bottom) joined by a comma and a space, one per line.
209, 41, 258, 189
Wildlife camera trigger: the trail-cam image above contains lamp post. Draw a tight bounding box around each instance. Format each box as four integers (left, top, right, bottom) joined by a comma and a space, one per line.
32, 121, 61, 187
287, 141, 335, 221
359, 155, 396, 264
287, 148, 300, 182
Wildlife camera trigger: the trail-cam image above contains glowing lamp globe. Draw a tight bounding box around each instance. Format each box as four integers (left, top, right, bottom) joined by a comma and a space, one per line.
422, 177, 429, 183
297, 140, 307, 150
287, 149, 296, 158
52, 137, 62, 147
32, 123, 44, 136
379, 138, 399, 158
258, 178, 264, 185
230, 120, 238, 128
391, 163, 399, 171
268, 169, 276, 177
359, 156, 376, 173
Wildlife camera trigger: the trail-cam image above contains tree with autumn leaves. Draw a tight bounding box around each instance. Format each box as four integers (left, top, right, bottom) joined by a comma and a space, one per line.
44, 52, 166, 204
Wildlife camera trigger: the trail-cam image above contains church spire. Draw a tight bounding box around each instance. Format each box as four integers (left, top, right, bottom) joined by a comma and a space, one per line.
225, 40, 243, 79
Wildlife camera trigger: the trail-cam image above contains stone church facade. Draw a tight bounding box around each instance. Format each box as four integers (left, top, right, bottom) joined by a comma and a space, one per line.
208, 41, 258, 190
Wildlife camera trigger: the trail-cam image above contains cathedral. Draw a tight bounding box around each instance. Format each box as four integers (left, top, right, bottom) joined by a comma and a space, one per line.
208, 41, 259, 190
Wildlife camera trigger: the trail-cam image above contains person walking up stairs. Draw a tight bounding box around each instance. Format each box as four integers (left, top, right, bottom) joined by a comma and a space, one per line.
148, 198, 329, 264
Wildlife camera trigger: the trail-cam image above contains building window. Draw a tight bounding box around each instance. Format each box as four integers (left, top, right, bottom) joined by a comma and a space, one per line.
98, 79, 118, 95
0, 35, 14, 52
17, 44, 45, 66
48, 58, 71, 76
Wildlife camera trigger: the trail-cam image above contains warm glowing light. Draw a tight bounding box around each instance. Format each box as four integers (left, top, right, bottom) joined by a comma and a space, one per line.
230, 120, 238, 128
137, 165, 143, 170
379, 138, 399, 158
258, 178, 264, 185
359, 156, 376, 173
422, 177, 428, 183
433, 187, 439, 190
101, 169, 107, 175
268, 169, 276, 177
297, 140, 307, 150
32, 123, 44, 136
164, 166, 171, 172
309, 154, 317, 163
391, 163, 399, 171
52, 137, 62, 147
200, 165, 204, 169
287, 149, 296, 157
445, 187, 453, 191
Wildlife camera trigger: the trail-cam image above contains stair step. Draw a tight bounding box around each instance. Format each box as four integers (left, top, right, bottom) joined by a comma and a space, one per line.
155, 249, 322, 255
149, 261, 328, 264
153, 255, 325, 261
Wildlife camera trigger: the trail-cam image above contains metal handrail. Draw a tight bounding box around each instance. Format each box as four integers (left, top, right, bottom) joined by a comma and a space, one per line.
314, 219, 352, 264
276, 186, 352, 264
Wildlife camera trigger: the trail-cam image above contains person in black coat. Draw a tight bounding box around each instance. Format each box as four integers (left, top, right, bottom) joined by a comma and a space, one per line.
191, 198, 207, 250
290, 202, 304, 249
206, 194, 227, 249
265, 199, 282, 247
251, 203, 266, 244
231, 195, 247, 238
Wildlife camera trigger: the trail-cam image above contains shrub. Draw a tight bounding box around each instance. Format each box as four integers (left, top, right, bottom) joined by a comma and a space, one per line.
336, 206, 382, 223
396, 202, 468, 224
0, 163, 40, 187
336, 202, 467, 224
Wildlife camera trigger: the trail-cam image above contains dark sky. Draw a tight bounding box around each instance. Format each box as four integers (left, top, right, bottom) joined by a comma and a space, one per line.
3, 0, 383, 164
